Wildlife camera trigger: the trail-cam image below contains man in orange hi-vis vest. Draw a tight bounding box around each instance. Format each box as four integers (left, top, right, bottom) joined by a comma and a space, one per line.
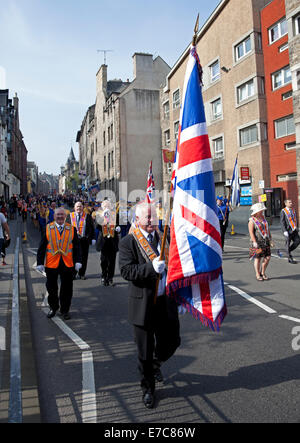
36, 207, 82, 320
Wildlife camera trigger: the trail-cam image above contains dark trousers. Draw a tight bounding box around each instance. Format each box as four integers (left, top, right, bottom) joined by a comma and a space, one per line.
100, 249, 116, 281
46, 259, 74, 314
78, 238, 89, 277
133, 296, 180, 394
219, 220, 228, 251
286, 230, 300, 257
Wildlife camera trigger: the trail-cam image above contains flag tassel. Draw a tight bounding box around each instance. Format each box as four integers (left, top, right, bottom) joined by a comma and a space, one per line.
166, 267, 223, 295
170, 291, 227, 332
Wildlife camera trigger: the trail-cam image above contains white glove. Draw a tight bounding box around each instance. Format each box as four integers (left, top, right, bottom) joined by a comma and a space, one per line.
115, 226, 121, 233
75, 263, 82, 272
253, 242, 258, 249
178, 305, 187, 315
36, 265, 45, 273
152, 257, 165, 274
92, 239, 96, 246
284, 231, 289, 238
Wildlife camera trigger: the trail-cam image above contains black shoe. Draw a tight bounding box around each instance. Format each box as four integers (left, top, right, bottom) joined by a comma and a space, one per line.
80, 275, 87, 280
62, 312, 71, 320
154, 367, 164, 383
288, 258, 297, 264
104, 280, 109, 286
108, 279, 114, 286
47, 309, 56, 319
143, 391, 155, 409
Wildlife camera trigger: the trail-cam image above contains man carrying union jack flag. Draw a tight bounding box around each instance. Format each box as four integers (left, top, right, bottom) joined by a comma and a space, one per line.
166, 42, 227, 331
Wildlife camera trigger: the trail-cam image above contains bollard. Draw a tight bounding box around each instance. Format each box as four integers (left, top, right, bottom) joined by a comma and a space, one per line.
230, 224, 235, 235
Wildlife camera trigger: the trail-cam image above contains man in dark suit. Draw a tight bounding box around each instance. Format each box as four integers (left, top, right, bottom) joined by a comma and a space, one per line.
95, 200, 120, 286
119, 202, 180, 409
68, 201, 95, 279
280, 199, 300, 264
36, 207, 82, 320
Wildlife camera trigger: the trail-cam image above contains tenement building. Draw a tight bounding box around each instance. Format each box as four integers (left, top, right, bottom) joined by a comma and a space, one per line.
0, 89, 28, 197
77, 53, 170, 202
161, 0, 270, 208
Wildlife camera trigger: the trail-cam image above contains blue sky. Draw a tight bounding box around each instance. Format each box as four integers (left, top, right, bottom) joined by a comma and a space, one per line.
0, 0, 221, 175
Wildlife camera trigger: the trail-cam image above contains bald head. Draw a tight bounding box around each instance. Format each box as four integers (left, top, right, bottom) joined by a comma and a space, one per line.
135, 202, 158, 233
54, 207, 66, 225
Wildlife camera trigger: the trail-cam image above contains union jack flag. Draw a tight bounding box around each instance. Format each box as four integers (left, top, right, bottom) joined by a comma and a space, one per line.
166, 45, 227, 331
146, 161, 155, 203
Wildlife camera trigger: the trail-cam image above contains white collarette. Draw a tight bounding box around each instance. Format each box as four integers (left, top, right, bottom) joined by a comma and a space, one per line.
55, 223, 65, 230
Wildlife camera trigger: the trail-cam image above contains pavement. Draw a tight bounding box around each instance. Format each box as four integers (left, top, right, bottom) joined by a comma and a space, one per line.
0, 217, 41, 423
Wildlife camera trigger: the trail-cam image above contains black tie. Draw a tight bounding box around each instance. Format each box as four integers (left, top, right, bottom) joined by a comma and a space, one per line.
148, 233, 159, 255
58, 226, 63, 235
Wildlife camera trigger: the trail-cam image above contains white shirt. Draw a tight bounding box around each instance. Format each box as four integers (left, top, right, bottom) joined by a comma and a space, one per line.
0, 213, 7, 239
140, 228, 166, 297
55, 223, 65, 232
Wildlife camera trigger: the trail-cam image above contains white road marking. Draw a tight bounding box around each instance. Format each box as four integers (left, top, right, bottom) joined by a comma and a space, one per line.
82, 351, 97, 423
27, 248, 38, 255
0, 326, 5, 351
278, 315, 300, 324
225, 283, 277, 314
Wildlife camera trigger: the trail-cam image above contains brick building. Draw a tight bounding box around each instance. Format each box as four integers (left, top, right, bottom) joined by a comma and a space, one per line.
261, 0, 297, 215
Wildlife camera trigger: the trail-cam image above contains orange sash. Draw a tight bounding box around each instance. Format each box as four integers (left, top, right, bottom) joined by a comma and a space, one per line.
71, 212, 86, 237
103, 224, 115, 238
283, 207, 297, 231
131, 227, 169, 266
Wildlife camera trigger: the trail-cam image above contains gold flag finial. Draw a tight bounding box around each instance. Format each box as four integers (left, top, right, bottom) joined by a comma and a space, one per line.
192, 13, 199, 46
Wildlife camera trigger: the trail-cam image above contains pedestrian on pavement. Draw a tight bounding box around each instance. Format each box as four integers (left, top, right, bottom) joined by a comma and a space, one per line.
95, 200, 120, 286
21, 200, 28, 222
36, 207, 82, 320
119, 201, 181, 409
216, 196, 229, 251
0, 211, 10, 266
280, 199, 300, 264
69, 201, 96, 280
248, 202, 272, 281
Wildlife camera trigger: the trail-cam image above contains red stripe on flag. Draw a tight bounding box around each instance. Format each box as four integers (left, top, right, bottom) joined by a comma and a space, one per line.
181, 205, 222, 247
167, 218, 184, 283
199, 281, 214, 321
178, 134, 211, 169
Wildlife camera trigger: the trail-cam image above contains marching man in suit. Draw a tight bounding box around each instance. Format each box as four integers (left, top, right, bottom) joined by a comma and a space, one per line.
119, 201, 180, 409
36, 207, 82, 320
280, 199, 300, 264
95, 200, 120, 286
69, 201, 95, 279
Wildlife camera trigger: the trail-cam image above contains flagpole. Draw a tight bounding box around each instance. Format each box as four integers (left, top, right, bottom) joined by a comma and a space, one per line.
154, 15, 199, 305
226, 154, 238, 216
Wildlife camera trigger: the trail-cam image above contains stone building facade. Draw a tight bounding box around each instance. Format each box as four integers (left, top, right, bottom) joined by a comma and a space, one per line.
78, 53, 170, 202
0, 89, 28, 197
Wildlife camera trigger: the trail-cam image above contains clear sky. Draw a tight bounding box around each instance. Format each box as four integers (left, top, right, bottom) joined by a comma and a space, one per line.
0, 0, 221, 175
